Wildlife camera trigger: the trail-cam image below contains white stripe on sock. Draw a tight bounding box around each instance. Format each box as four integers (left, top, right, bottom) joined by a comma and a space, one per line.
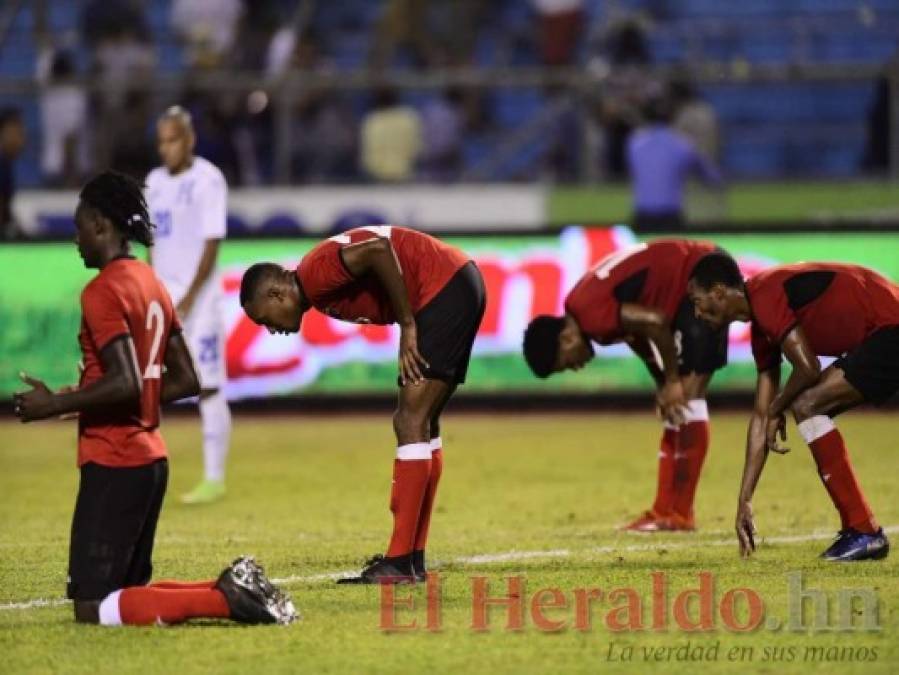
98, 590, 123, 626
397, 442, 432, 460
683, 399, 709, 424
797, 416, 835, 444
429, 437, 442, 452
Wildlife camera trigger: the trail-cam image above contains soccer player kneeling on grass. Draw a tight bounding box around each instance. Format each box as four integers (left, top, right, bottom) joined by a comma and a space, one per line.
688, 253, 893, 562
523, 240, 732, 533
240, 225, 486, 584
13, 172, 296, 625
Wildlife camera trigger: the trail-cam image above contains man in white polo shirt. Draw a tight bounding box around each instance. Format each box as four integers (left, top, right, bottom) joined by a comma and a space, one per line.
146, 105, 231, 504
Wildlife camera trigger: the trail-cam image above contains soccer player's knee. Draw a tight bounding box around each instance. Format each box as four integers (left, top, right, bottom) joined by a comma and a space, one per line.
791, 392, 820, 422
393, 408, 428, 440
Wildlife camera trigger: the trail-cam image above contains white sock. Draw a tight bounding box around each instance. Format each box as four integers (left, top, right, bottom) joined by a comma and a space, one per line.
98, 590, 123, 626
797, 415, 835, 444
200, 391, 231, 482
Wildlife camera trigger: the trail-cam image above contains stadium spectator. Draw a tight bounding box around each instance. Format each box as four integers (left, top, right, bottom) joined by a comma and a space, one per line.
626, 96, 723, 231
533, 0, 585, 67
0, 108, 25, 240
418, 88, 465, 182
80, 0, 149, 48
670, 76, 720, 162
369, 0, 440, 70
37, 49, 90, 187
172, 0, 244, 69
360, 87, 423, 182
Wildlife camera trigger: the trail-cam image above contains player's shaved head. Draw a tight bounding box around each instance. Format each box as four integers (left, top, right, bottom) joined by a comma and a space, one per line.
157, 105, 195, 173
240, 263, 284, 307
240, 263, 305, 335
687, 252, 747, 330
689, 252, 743, 291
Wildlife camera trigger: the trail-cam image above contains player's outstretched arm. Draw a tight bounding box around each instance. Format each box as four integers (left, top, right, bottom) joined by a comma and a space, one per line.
14, 337, 142, 423
620, 303, 687, 424
339, 237, 429, 385
161, 331, 200, 403
736, 366, 781, 557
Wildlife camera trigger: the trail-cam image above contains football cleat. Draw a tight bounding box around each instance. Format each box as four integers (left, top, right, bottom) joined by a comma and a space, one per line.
622, 510, 696, 533
622, 510, 669, 532
820, 528, 890, 562
215, 556, 298, 624
181, 479, 226, 505
337, 553, 416, 585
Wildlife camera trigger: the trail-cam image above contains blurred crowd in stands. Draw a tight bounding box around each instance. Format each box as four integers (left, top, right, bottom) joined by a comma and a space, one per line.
6, 0, 894, 196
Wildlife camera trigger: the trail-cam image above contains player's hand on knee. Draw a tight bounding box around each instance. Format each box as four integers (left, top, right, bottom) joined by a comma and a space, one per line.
399, 324, 429, 386
656, 379, 687, 425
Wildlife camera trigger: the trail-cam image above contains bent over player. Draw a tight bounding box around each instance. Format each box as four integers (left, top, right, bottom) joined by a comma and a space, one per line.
523, 240, 731, 532
13, 172, 295, 624
688, 254, 893, 561
240, 225, 486, 583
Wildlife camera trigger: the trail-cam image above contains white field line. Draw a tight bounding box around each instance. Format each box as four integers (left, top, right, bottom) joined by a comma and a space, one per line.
4, 525, 896, 612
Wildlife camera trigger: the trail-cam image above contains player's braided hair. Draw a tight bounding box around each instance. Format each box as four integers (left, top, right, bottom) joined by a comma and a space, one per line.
689, 252, 743, 291
523, 315, 567, 379
80, 171, 155, 247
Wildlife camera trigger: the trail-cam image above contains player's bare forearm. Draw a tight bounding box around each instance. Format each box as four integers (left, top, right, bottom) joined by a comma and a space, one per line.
740, 412, 770, 503
739, 368, 781, 502
161, 332, 200, 403
179, 239, 221, 315
16, 338, 142, 421
620, 304, 679, 383
340, 237, 415, 327
768, 327, 820, 418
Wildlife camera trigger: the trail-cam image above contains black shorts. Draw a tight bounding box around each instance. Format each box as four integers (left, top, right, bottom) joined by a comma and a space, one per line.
412, 261, 486, 386
834, 325, 899, 405
67, 459, 168, 601
641, 296, 728, 383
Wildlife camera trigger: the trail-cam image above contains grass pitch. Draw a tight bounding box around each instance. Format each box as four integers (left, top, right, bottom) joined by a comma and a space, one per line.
1, 411, 897, 674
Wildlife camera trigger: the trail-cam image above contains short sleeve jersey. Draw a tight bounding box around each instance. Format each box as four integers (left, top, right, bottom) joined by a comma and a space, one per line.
77, 258, 181, 467
747, 263, 899, 371
146, 156, 227, 305
296, 226, 469, 325
564, 239, 717, 344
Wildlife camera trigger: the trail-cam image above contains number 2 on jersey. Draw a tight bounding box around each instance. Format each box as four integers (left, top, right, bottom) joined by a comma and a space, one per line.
143, 300, 164, 380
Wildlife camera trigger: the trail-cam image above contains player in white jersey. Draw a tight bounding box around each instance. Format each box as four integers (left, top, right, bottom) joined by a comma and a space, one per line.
146, 106, 232, 504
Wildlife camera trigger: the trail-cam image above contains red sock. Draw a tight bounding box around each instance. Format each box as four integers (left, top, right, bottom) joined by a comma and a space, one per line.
386, 451, 432, 558
651, 427, 678, 516
809, 428, 878, 534
673, 420, 709, 518
149, 580, 216, 590
118, 586, 230, 625
414, 447, 443, 552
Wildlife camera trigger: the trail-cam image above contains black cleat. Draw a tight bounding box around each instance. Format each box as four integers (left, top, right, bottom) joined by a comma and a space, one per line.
412, 549, 427, 583
215, 556, 298, 624
337, 553, 415, 585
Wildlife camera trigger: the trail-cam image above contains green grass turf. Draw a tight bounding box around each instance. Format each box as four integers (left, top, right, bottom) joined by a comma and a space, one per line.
549, 181, 899, 225
1, 412, 897, 674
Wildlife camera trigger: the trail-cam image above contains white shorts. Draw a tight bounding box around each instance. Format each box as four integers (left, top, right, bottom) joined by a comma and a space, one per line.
180, 286, 226, 391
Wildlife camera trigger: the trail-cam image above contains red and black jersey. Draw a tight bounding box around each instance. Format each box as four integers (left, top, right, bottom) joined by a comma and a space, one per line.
296, 225, 469, 325
747, 262, 899, 371
78, 257, 180, 468
564, 239, 717, 344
